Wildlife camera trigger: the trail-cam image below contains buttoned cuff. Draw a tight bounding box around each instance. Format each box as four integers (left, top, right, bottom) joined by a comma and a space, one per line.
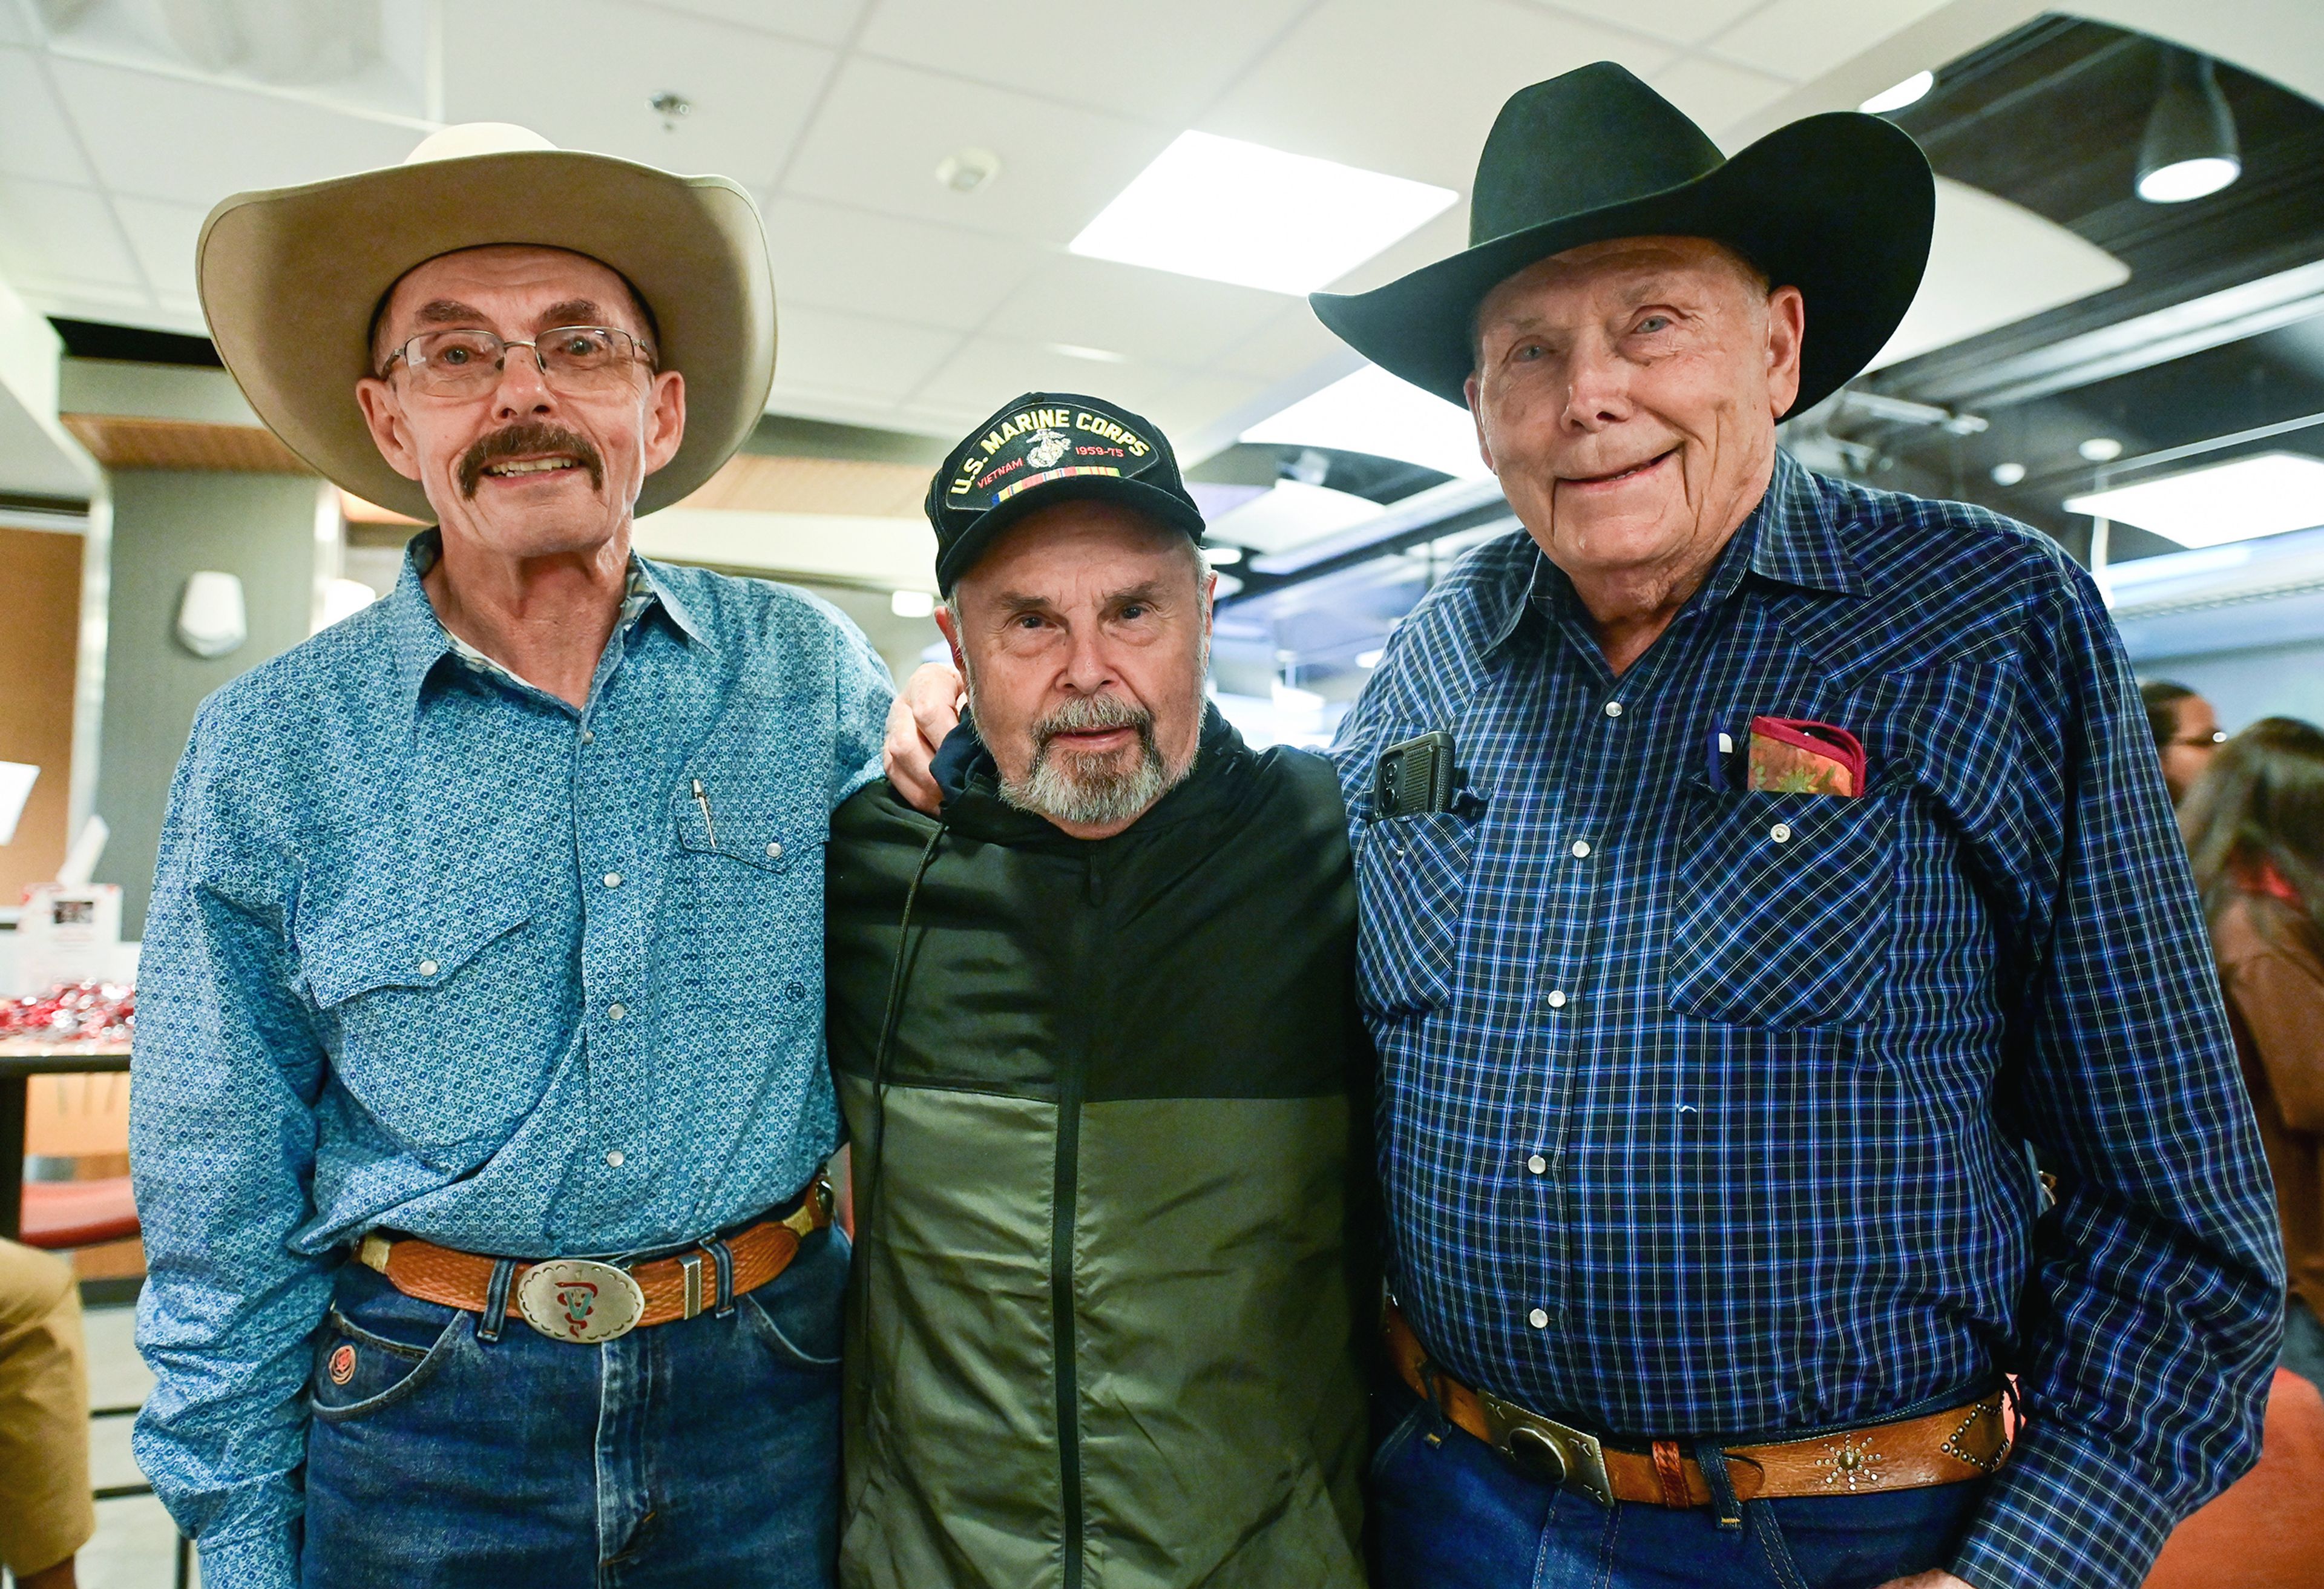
195, 1527, 301, 1589
1951, 1424, 2181, 1589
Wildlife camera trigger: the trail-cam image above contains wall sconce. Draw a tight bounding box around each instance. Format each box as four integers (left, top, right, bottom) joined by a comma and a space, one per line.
176, 571, 248, 659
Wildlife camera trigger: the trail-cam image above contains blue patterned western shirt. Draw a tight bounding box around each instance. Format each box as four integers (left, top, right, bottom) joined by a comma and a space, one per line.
130, 532, 893, 1589
1333, 450, 2283, 1589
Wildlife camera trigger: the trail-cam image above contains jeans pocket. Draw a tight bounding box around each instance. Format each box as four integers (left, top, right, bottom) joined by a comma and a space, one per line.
742, 1227, 849, 1370
309, 1306, 470, 1424
1370, 1397, 1431, 1482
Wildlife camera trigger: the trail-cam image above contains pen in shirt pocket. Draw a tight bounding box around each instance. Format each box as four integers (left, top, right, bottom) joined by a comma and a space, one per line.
692, 777, 717, 845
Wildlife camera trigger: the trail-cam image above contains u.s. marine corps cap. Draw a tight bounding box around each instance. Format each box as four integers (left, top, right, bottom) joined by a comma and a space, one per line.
927, 390, 1206, 593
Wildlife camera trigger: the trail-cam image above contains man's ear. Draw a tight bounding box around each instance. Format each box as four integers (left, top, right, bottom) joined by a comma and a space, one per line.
933, 602, 967, 674
1465, 373, 1496, 475
1764, 285, 1805, 421
642, 369, 686, 473
355, 378, 424, 482
1201, 568, 1217, 640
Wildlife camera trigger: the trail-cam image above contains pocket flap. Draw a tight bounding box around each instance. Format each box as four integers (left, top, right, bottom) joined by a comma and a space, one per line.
672, 778, 810, 873
304, 900, 534, 1010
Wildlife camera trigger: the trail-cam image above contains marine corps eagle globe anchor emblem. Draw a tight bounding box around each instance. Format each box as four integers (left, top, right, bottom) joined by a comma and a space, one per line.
1025, 429, 1072, 470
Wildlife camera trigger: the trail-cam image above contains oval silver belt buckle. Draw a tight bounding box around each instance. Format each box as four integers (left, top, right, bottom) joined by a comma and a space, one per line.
516, 1258, 648, 1344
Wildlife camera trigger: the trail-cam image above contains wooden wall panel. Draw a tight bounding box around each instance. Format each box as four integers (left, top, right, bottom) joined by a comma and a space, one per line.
0, 527, 82, 898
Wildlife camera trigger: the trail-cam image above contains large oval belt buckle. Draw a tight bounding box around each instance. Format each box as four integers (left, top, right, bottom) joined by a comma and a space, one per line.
516, 1258, 648, 1344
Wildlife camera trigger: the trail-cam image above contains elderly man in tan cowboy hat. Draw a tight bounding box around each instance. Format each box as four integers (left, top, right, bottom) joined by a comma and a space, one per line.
128, 124, 893, 1589
887, 62, 2283, 1589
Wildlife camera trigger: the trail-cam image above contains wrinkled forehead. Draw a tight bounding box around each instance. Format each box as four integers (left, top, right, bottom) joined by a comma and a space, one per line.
375, 243, 653, 344
1477, 234, 1764, 329
957, 502, 1202, 613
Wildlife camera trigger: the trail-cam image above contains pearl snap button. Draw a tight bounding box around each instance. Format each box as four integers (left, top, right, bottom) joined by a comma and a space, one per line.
605, 1150, 624, 1168
603, 872, 622, 888
607, 1002, 626, 1022
1603, 701, 1623, 718
581, 730, 595, 744
1546, 990, 1567, 1008
766, 842, 783, 860
1571, 840, 1591, 858
1770, 823, 1793, 843
1529, 1307, 1550, 1329
1527, 1153, 1548, 1175
417, 959, 438, 977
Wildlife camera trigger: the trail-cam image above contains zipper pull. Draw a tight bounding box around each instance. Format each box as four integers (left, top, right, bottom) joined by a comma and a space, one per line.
692, 778, 717, 846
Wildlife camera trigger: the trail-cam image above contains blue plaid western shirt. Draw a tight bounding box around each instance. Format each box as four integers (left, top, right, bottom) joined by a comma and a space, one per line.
1333, 450, 2283, 1589
130, 534, 892, 1589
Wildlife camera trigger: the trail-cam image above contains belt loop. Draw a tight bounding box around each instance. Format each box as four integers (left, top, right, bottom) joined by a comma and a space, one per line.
707, 1237, 736, 1317
1695, 1441, 1747, 1531
477, 1258, 518, 1343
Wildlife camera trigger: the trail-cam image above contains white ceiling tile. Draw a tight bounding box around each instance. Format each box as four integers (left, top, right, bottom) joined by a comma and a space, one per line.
0, 177, 142, 289
1649, 54, 1793, 137
980, 255, 1285, 370
48, 57, 418, 206
0, 5, 21, 44
782, 58, 1173, 246
111, 194, 209, 298
1215, 303, 1350, 383
1201, 0, 1675, 191
0, 49, 93, 185
1144, 372, 1275, 449
1704, 0, 1953, 81
642, 0, 867, 46
854, 0, 1313, 122
442, 0, 836, 189
1521, 0, 1769, 48
772, 304, 963, 403
910, 335, 1188, 418
763, 194, 1040, 331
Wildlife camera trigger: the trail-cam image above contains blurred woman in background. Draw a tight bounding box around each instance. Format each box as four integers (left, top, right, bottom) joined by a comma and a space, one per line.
2144, 679, 2228, 804
2183, 716, 2324, 1387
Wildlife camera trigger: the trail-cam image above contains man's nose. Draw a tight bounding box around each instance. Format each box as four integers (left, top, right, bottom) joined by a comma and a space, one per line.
1057, 627, 1118, 694
1559, 338, 1632, 433
491, 345, 559, 418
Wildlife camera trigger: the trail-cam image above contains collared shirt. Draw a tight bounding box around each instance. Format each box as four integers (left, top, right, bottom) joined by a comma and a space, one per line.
130, 532, 893, 1589
1334, 450, 2283, 1589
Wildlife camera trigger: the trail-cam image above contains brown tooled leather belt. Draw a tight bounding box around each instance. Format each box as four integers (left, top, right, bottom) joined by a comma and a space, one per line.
355, 1175, 833, 1345
1385, 1303, 2009, 1508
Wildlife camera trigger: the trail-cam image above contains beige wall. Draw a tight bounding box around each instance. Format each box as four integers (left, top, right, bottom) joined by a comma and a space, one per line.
0, 525, 82, 899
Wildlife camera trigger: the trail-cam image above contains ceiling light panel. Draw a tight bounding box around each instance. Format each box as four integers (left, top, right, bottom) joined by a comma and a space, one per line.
1070, 131, 1456, 296
1242, 365, 1491, 479
2064, 452, 2324, 548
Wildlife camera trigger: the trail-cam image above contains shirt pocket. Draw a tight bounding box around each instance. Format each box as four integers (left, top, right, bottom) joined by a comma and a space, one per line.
1354, 811, 1482, 1021
1665, 785, 1900, 1030
303, 898, 542, 1160
669, 772, 826, 1008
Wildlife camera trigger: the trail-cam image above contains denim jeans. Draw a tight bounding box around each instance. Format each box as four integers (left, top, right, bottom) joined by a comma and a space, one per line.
300, 1223, 847, 1589
1370, 1379, 1986, 1589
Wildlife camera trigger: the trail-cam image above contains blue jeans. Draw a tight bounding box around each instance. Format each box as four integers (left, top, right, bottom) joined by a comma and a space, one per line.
300, 1224, 848, 1588
1370, 1380, 1986, 1589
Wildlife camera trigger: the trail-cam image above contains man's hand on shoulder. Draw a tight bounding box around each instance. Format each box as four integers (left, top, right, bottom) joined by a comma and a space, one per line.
885, 662, 964, 816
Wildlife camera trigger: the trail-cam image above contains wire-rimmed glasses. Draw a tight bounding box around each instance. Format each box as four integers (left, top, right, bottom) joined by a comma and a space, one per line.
380, 326, 654, 398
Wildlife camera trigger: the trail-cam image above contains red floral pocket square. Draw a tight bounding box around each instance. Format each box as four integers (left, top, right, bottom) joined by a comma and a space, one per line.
1745, 716, 1865, 797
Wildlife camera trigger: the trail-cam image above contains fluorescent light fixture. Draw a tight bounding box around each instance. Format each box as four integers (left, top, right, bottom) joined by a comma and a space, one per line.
1242, 365, 1491, 479
0, 762, 37, 846
1071, 131, 1457, 295
1203, 544, 1244, 565
1860, 70, 1934, 114
2063, 452, 2324, 548
1049, 343, 1126, 364
890, 589, 936, 619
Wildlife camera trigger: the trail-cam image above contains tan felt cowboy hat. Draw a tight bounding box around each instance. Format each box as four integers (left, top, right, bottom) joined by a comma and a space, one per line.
197, 122, 775, 523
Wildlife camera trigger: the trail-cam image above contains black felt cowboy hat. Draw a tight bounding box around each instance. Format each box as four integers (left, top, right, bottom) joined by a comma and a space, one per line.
1310, 62, 1935, 416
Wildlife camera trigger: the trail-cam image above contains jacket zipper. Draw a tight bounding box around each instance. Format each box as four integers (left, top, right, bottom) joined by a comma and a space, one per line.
1051, 1038, 1086, 1589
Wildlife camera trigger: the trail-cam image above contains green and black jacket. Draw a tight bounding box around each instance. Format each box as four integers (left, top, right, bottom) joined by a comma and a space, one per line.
827, 707, 1373, 1589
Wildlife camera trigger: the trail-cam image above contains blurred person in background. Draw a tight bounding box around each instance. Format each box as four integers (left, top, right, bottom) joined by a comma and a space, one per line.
2181, 716, 2324, 1389
2143, 680, 2227, 804
0, 1237, 93, 1589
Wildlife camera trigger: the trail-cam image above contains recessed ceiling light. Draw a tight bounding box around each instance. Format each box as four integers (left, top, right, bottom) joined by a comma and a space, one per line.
1860, 70, 1934, 115
1989, 461, 2027, 486
1242, 365, 1490, 478
2063, 452, 2324, 548
2079, 437, 2124, 462
1071, 131, 1457, 296
1048, 343, 1126, 364
935, 148, 1001, 194
890, 589, 936, 618
1355, 649, 1385, 669
1203, 544, 1244, 565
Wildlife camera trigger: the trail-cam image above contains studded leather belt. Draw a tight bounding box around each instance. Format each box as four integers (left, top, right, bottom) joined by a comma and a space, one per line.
356, 1175, 834, 1345
1385, 1303, 2009, 1508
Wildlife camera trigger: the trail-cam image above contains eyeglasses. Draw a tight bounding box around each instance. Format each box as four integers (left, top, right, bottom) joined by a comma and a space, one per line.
380, 325, 655, 398
2168, 731, 2228, 748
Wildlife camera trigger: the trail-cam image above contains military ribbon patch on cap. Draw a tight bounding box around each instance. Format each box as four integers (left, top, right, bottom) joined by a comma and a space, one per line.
996, 464, 1124, 502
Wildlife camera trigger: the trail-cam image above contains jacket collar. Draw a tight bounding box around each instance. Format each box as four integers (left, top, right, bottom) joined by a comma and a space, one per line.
934, 702, 1249, 844
1483, 446, 1859, 655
